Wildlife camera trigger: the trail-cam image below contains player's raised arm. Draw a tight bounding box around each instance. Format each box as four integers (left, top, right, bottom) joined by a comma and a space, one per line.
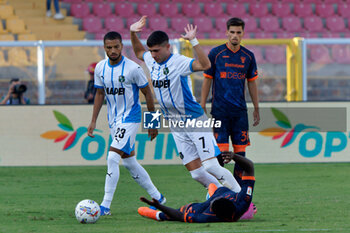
88, 88, 105, 137
222, 152, 254, 177
181, 24, 211, 72
130, 16, 147, 61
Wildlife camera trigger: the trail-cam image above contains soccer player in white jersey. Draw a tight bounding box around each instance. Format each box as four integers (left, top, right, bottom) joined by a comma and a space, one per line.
87, 31, 165, 216
130, 16, 241, 193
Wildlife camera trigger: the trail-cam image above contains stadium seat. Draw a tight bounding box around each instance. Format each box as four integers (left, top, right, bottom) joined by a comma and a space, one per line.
315, 3, 335, 17
104, 17, 125, 32
309, 45, 332, 64
203, 3, 224, 17
332, 45, 350, 64
6, 18, 29, 34
276, 32, 296, 38
0, 50, 10, 66
182, 3, 202, 17
82, 16, 103, 33
0, 34, 14, 41
0, 5, 14, 19
282, 16, 302, 32
92, 3, 112, 18
260, 16, 281, 32
85, 0, 104, 3
126, 16, 141, 29
159, 3, 180, 17
304, 16, 325, 32
326, 17, 346, 32
148, 17, 168, 31
193, 17, 214, 33
18, 34, 37, 41
271, 3, 292, 17
70, 3, 90, 18
320, 32, 341, 38
265, 46, 286, 64
8, 48, 31, 66
294, 3, 313, 17
115, 3, 135, 18
299, 32, 319, 38
225, 3, 247, 18
241, 17, 258, 33
215, 17, 229, 32
247, 46, 266, 64
208, 31, 227, 39
170, 18, 190, 32
249, 3, 269, 17
337, 3, 350, 18
255, 32, 275, 39
137, 3, 157, 16
94, 31, 105, 40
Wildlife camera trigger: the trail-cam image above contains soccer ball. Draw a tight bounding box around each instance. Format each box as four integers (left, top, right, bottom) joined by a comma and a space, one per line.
75, 199, 101, 224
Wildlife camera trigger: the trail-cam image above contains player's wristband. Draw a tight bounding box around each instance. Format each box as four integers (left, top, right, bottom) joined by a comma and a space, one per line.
190, 38, 199, 47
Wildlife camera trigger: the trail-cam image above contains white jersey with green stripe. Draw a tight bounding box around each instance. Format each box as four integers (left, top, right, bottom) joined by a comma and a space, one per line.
143, 51, 204, 120
94, 56, 149, 127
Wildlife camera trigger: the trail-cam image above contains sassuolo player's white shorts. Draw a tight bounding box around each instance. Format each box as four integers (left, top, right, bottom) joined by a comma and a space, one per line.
109, 122, 139, 155
170, 115, 221, 165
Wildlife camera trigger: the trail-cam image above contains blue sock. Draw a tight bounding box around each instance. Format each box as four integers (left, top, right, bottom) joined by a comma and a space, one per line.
234, 152, 245, 186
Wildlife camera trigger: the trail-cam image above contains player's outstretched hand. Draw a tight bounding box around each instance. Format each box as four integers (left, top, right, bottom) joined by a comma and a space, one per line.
148, 128, 158, 141
181, 24, 197, 41
130, 15, 147, 32
87, 122, 96, 138
221, 151, 234, 164
140, 197, 160, 207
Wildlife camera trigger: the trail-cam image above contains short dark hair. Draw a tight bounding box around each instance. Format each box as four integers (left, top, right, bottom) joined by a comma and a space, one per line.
104, 31, 122, 43
147, 31, 169, 47
226, 17, 245, 30
212, 198, 236, 220
10, 78, 19, 84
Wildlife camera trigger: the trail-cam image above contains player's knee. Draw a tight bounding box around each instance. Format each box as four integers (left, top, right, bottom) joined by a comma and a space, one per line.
108, 151, 121, 164
121, 155, 137, 170
202, 158, 220, 173
190, 167, 205, 181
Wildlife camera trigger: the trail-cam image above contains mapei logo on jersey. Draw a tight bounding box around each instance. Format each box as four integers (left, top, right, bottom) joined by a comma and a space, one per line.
105, 87, 125, 95
152, 80, 170, 88
143, 110, 162, 129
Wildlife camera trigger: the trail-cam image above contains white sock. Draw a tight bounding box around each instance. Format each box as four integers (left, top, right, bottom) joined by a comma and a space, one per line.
122, 156, 161, 200
202, 158, 241, 192
189, 166, 223, 188
101, 151, 121, 209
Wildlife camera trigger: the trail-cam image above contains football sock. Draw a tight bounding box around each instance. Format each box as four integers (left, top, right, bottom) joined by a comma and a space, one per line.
234, 152, 245, 186
202, 158, 241, 192
189, 166, 222, 188
122, 156, 161, 200
101, 151, 121, 209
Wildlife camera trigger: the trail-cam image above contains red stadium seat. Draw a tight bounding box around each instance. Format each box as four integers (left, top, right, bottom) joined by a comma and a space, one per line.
271, 3, 292, 17
137, 3, 157, 16
215, 17, 229, 32
282, 16, 302, 32
304, 16, 325, 32
241, 17, 258, 33
255, 32, 275, 39
83, 16, 103, 33
193, 17, 214, 33
332, 45, 350, 64
94, 31, 106, 40
299, 32, 319, 38
208, 31, 227, 39
85, 0, 104, 3
338, 3, 350, 18
148, 17, 168, 31
92, 3, 112, 18
170, 18, 190, 32
159, 3, 180, 17
294, 3, 313, 17
225, 3, 247, 18
326, 17, 346, 32
265, 46, 286, 64
126, 16, 141, 29
260, 16, 281, 32
182, 3, 202, 17
70, 3, 90, 18
196, 32, 207, 39
105, 17, 125, 32
309, 45, 332, 64
115, 3, 135, 18
249, 3, 269, 17
320, 32, 342, 38
203, 3, 224, 17
315, 3, 335, 17
276, 32, 296, 38
247, 46, 266, 64
280, 0, 298, 3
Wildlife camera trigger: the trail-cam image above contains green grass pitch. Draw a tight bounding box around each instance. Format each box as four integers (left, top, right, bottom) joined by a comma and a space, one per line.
1, 163, 349, 233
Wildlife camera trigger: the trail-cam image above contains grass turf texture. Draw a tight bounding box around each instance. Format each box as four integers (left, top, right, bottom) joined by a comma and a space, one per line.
1, 163, 349, 233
